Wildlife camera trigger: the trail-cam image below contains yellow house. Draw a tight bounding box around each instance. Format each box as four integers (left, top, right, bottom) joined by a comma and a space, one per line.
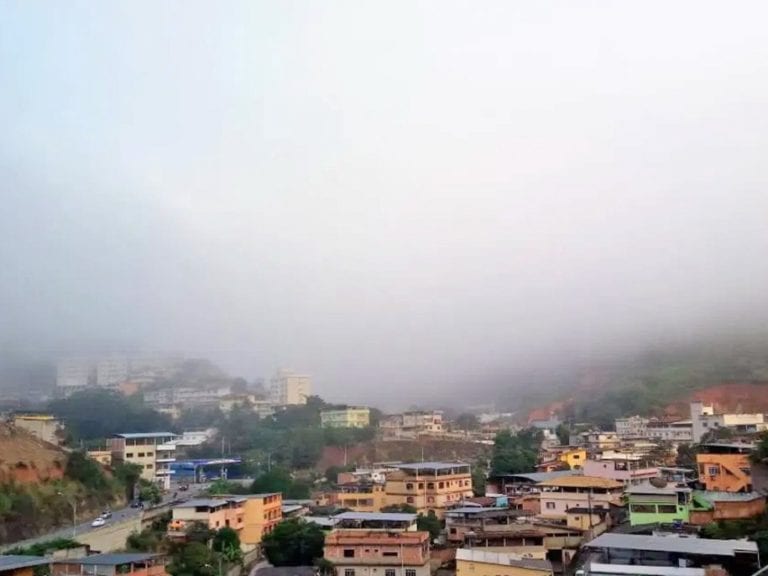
240, 493, 283, 550
385, 462, 473, 518
328, 484, 387, 512
321, 407, 371, 429
456, 549, 553, 576
559, 448, 586, 470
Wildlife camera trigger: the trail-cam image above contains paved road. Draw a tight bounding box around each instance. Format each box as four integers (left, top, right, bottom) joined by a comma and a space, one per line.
1, 482, 211, 552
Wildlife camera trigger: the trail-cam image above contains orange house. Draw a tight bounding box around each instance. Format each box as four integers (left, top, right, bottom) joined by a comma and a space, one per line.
324, 530, 431, 576
696, 443, 754, 492
240, 493, 283, 550
168, 497, 245, 539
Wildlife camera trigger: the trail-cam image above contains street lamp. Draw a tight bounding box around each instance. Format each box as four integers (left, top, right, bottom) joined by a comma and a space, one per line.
56, 491, 77, 539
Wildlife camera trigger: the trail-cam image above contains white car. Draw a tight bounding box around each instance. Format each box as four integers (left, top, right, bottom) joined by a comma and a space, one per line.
91, 517, 106, 527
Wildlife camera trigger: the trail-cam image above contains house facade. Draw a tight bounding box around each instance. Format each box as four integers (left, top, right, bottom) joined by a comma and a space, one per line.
537, 476, 623, 519
324, 530, 431, 576
384, 462, 472, 518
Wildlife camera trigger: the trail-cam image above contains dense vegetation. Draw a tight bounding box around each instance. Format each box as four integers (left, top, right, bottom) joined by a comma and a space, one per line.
261, 519, 325, 566
490, 428, 542, 475
48, 390, 173, 443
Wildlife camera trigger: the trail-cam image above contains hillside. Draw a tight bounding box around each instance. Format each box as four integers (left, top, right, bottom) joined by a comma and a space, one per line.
317, 437, 491, 470
0, 423, 66, 483
517, 336, 768, 427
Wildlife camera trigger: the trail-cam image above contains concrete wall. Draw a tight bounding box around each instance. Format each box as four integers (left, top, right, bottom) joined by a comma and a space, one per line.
77, 516, 143, 553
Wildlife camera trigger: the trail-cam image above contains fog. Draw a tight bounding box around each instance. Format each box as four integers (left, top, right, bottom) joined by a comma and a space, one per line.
3, 2, 768, 407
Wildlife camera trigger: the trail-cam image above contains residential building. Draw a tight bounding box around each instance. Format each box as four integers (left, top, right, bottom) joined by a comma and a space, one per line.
108, 432, 177, 490
269, 369, 311, 405
486, 470, 581, 496
455, 549, 553, 576
696, 443, 754, 492
326, 482, 386, 512
402, 411, 444, 434
334, 512, 418, 531
689, 491, 766, 525
52, 554, 168, 576
614, 415, 649, 438
583, 533, 759, 576
537, 447, 586, 471
168, 498, 246, 538
384, 462, 473, 518
324, 530, 431, 576
321, 407, 371, 429
582, 458, 659, 486
0, 556, 52, 576
56, 358, 92, 390
645, 419, 694, 443
96, 357, 129, 387
627, 484, 692, 526
171, 429, 216, 447
691, 401, 768, 442
143, 386, 232, 409
584, 432, 620, 451
12, 414, 63, 445
537, 476, 624, 519
240, 493, 283, 550
445, 507, 533, 544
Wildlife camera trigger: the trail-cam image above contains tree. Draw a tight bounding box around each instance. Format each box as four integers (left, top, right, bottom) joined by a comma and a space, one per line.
212, 527, 243, 564
168, 542, 217, 576
417, 511, 441, 541
471, 465, 487, 497
555, 423, 570, 446
64, 451, 108, 492
751, 432, 768, 464
490, 429, 541, 475
261, 519, 325, 566
139, 480, 162, 505
114, 462, 143, 500
250, 469, 311, 499
676, 443, 698, 468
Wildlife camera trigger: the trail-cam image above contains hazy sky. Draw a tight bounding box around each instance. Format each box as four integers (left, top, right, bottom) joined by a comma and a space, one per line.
3, 2, 768, 407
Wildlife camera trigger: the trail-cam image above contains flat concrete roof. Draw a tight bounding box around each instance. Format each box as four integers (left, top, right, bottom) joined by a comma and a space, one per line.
335, 511, 417, 522
586, 533, 758, 556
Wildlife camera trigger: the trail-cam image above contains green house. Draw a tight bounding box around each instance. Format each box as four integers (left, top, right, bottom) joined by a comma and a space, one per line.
627, 483, 692, 526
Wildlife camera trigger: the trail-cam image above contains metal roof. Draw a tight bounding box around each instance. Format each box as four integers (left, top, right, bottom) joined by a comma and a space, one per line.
61, 554, 159, 566
494, 470, 581, 482
447, 507, 510, 514
693, 490, 765, 503
0, 556, 51, 571
304, 516, 340, 527
455, 548, 552, 572
627, 484, 691, 495
586, 533, 758, 556
395, 462, 469, 471
334, 511, 417, 522
113, 432, 176, 439
538, 475, 623, 489
174, 498, 231, 508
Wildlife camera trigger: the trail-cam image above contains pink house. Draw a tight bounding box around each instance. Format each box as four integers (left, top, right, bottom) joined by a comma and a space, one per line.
582, 459, 658, 485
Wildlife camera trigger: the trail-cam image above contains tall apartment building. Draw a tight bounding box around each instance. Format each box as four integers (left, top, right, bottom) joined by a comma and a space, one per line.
108, 432, 177, 490
324, 530, 431, 576
56, 358, 93, 389
270, 369, 311, 405
384, 462, 473, 518
321, 407, 371, 428
96, 357, 129, 387
614, 416, 649, 438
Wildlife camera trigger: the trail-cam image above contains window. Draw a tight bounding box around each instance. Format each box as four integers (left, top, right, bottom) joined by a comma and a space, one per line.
418, 483, 424, 490
406, 497, 414, 504
427, 497, 434, 503
439, 482, 444, 489
145, 464, 153, 469
572, 454, 580, 459
658, 505, 677, 514
385, 570, 396, 576
126, 453, 134, 458
406, 570, 416, 576
630, 504, 656, 514
345, 570, 355, 576
343, 550, 355, 558
383, 552, 398, 557
709, 466, 719, 476
427, 483, 434, 490
225, 520, 230, 527
406, 483, 414, 490
545, 502, 555, 510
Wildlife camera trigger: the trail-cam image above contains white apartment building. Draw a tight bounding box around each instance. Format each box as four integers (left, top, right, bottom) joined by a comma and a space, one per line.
690, 401, 768, 442
270, 369, 311, 405
56, 358, 93, 389
645, 420, 693, 443
109, 432, 177, 490
96, 357, 129, 387
615, 415, 649, 438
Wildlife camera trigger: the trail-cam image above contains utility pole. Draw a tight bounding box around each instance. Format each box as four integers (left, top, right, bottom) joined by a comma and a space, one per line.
57, 492, 77, 539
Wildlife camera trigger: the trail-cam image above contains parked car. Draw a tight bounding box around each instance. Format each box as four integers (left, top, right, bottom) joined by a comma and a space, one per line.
129, 500, 144, 509
101, 510, 112, 519
178, 483, 190, 491
91, 517, 106, 527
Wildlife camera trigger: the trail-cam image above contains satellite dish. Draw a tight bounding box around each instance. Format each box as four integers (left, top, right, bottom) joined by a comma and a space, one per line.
650, 477, 668, 489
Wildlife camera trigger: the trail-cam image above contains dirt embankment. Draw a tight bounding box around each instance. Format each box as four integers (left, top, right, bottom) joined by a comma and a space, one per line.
0, 423, 66, 484
317, 437, 491, 470
664, 381, 768, 419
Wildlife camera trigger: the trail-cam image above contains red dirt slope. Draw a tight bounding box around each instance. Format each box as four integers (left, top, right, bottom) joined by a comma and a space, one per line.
0, 423, 66, 483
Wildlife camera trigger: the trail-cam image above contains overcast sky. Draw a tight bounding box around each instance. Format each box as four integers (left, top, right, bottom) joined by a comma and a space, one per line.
2, 1, 768, 407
